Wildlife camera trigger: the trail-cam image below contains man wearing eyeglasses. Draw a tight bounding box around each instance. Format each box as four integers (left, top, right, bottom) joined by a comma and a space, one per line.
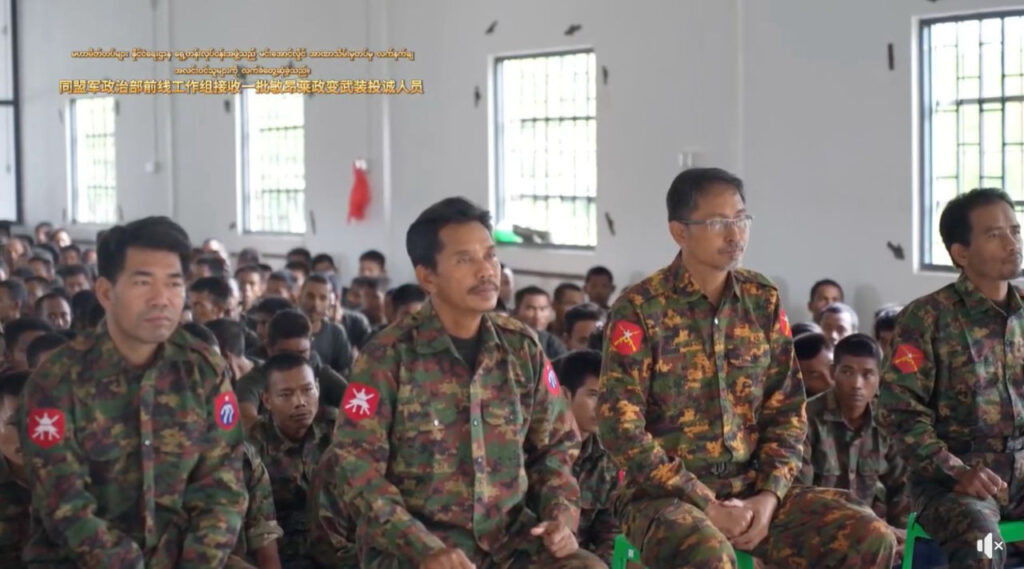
597, 167, 897, 568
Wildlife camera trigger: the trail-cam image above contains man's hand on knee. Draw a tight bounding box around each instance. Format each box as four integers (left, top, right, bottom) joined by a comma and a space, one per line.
731, 492, 780, 551
419, 547, 477, 569
706, 498, 754, 539
530, 521, 579, 558
953, 466, 1007, 500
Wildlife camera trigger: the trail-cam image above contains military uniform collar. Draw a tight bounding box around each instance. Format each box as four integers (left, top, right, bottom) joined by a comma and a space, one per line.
581, 432, 607, 457
92, 324, 174, 369
821, 389, 876, 429
412, 300, 503, 357
263, 414, 322, 453
955, 273, 1024, 316
669, 253, 740, 303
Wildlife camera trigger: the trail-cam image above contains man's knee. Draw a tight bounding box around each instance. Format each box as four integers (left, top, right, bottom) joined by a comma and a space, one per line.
625, 499, 737, 569
917, 491, 1003, 567
544, 548, 608, 569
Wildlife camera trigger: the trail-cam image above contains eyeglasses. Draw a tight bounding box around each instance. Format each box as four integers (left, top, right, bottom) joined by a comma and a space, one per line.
679, 215, 754, 233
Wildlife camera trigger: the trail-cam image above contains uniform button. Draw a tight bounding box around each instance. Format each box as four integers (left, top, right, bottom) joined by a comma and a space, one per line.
472, 419, 480, 427
433, 419, 440, 427
476, 457, 484, 465
144, 440, 151, 447
714, 318, 719, 326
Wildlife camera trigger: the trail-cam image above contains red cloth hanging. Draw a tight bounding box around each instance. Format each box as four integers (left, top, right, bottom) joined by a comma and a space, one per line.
348, 161, 370, 222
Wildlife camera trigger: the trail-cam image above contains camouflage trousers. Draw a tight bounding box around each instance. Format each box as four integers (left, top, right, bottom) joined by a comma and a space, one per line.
619, 486, 896, 569
359, 527, 607, 569
913, 449, 1024, 569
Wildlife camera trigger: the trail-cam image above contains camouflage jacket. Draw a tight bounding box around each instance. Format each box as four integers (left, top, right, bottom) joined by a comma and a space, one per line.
247, 411, 335, 565
235, 360, 347, 412
308, 447, 358, 568
231, 442, 284, 561
0, 456, 29, 568
573, 434, 620, 564
597, 254, 806, 510
878, 274, 1024, 485
799, 391, 909, 527
18, 325, 247, 568
328, 301, 582, 562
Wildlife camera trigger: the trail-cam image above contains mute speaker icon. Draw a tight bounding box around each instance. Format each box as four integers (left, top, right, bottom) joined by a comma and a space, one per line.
977, 533, 1005, 559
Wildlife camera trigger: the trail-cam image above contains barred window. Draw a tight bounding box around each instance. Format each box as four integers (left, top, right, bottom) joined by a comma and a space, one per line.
921, 12, 1024, 268
240, 91, 306, 234
494, 50, 597, 248
0, 0, 17, 222
68, 97, 117, 224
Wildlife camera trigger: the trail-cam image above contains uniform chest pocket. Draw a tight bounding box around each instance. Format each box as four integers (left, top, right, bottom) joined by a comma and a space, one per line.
725, 330, 770, 369
395, 403, 462, 474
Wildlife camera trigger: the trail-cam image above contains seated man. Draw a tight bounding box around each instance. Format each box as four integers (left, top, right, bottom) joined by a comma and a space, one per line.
3, 317, 53, 371
554, 350, 620, 565
189, 276, 234, 324
248, 353, 335, 569
236, 265, 266, 313
264, 272, 296, 301
390, 283, 427, 324
794, 332, 834, 397
872, 305, 902, 358
247, 297, 296, 360
583, 266, 615, 311
25, 333, 70, 370
600, 168, 895, 569
551, 283, 585, 337
309, 448, 357, 569
329, 197, 605, 569
515, 286, 568, 360
298, 275, 354, 376
35, 292, 71, 330
562, 303, 604, 352
226, 443, 284, 569
879, 189, 1024, 568
817, 302, 859, 349
799, 334, 909, 545
235, 309, 346, 428
807, 279, 844, 322
206, 318, 261, 385
358, 249, 387, 278
57, 264, 92, 296
351, 276, 388, 331
0, 370, 31, 568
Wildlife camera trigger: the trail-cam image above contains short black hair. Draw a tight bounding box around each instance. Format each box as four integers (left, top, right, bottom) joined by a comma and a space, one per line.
873, 305, 902, 339
195, 255, 227, 277
587, 323, 607, 351
791, 321, 823, 337
205, 318, 245, 357
406, 197, 492, 270
34, 291, 70, 314
809, 279, 844, 302
794, 332, 830, 361
268, 270, 295, 286
553, 282, 583, 304
4, 317, 54, 353
0, 280, 26, 305
564, 303, 604, 337
97, 216, 192, 282
70, 290, 104, 330
268, 309, 311, 346
57, 264, 91, 281
359, 249, 386, 269
552, 349, 603, 396
584, 266, 614, 284
286, 247, 312, 263
26, 332, 69, 369
302, 273, 334, 294
257, 263, 272, 274
818, 302, 859, 330
25, 276, 51, 291
311, 253, 336, 269
189, 277, 232, 307
514, 286, 550, 310
351, 276, 385, 293
251, 296, 295, 317
61, 244, 82, 256
182, 322, 219, 349
29, 255, 53, 269
833, 333, 883, 366
34, 221, 52, 234
939, 188, 1016, 268
0, 370, 30, 398
238, 247, 261, 266
234, 264, 261, 279
263, 352, 313, 390
285, 261, 311, 277
391, 283, 427, 310
666, 167, 745, 222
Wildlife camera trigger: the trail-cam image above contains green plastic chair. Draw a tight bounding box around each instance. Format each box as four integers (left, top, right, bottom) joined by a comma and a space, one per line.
612, 534, 755, 569
901, 512, 1024, 569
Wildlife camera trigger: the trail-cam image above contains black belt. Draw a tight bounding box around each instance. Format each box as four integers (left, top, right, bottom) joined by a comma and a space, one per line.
948, 436, 1024, 454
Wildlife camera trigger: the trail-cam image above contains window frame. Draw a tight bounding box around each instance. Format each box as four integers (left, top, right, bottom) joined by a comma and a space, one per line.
919, 9, 1024, 271
66, 96, 118, 226
492, 48, 598, 251
237, 89, 307, 236
0, 0, 20, 223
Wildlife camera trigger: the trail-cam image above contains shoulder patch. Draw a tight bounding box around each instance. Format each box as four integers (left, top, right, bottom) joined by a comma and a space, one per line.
892, 344, 925, 374
215, 391, 240, 430
342, 382, 380, 421
543, 359, 560, 395
609, 320, 644, 356
27, 408, 65, 448
779, 306, 792, 338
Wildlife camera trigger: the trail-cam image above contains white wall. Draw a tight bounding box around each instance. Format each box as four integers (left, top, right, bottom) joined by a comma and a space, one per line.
14, 0, 1024, 325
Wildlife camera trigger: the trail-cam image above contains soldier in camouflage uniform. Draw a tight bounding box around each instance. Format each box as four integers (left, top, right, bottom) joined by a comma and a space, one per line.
247, 353, 336, 568
328, 198, 606, 569
18, 217, 248, 568
878, 188, 1024, 569
553, 350, 621, 565
0, 370, 30, 568
226, 442, 285, 569
798, 334, 909, 540
599, 168, 896, 569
